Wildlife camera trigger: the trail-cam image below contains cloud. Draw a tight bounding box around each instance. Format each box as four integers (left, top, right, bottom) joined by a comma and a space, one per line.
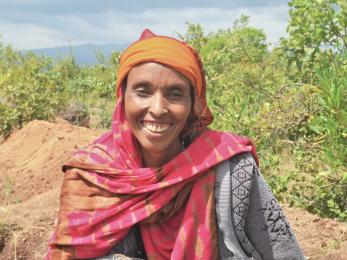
0, 1, 290, 49
0, 21, 68, 49
0, 0, 288, 15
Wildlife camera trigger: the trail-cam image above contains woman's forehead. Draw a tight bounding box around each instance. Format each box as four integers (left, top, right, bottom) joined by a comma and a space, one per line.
127, 62, 191, 87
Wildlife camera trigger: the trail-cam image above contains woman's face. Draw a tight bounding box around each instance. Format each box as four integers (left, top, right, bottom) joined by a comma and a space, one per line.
124, 62, 192, 166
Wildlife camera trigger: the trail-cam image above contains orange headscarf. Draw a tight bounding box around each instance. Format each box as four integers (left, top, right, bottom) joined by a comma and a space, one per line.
116, 29, 213, 130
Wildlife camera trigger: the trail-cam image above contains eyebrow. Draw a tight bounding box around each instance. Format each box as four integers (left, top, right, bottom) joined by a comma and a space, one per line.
130, 80, 190, 92
129, 80, 151, 88
167, 84, 190, 91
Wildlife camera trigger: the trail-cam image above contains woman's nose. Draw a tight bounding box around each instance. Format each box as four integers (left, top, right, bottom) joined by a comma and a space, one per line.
149, 94, 168, 117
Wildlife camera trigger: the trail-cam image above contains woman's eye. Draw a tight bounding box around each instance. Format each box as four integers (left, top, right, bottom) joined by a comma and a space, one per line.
134, 88, 150, 97
168, 90, 183, 99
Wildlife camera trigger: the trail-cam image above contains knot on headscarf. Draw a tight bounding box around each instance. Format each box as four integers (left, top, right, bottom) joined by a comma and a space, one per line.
116, 29, 213, 129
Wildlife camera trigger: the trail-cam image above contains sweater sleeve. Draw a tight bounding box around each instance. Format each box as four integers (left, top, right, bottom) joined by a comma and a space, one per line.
229, 152, 305, 260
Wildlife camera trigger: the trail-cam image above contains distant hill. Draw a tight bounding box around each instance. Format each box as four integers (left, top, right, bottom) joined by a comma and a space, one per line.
28, 42, 129, 65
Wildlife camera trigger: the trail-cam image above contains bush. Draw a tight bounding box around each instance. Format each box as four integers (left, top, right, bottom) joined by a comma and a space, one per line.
0, 47, 67, 136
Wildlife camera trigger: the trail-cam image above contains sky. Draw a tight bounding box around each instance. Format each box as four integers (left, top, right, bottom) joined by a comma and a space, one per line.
0, 0, 290, 50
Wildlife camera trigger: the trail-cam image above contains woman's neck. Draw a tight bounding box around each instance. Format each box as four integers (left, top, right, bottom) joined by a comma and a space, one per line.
140, 141, 184, 168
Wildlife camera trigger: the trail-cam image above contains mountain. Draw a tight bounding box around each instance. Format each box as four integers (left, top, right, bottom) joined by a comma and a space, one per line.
28, 42, 129, 65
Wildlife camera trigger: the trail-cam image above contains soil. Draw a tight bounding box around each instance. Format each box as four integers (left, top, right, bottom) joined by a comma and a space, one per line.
0, 119, 346, 260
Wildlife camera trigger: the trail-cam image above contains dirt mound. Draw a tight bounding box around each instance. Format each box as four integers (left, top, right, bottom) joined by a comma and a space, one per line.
0, 119, 346, 259
0, 119, 101, 205
0, 119, 102, 259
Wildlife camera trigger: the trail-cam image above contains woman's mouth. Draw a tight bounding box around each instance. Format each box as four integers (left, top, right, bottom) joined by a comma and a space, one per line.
142, 120, 172, 134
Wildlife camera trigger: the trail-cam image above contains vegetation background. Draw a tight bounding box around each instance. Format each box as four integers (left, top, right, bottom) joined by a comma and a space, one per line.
0, 0, 346, 221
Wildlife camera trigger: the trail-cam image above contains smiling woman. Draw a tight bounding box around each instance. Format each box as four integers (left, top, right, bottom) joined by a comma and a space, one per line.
46, 29, 305, 260
124, 62, 192, 167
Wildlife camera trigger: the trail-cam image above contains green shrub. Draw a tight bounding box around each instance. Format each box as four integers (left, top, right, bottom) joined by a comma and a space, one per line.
0, 48, 67, 136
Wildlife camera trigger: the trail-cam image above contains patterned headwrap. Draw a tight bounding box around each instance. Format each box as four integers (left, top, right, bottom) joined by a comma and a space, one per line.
46, 29, 258, 259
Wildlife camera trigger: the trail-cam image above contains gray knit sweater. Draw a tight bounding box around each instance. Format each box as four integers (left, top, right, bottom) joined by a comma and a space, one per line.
95, 153, 305, 260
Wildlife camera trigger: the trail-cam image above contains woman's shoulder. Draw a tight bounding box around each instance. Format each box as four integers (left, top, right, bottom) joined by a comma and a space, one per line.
214, 152, 258, 205
215, 152, 257, 177
214, 152, 259, 203
229, 152, 257, 168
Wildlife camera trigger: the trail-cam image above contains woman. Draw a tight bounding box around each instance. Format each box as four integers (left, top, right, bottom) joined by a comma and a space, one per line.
46, 29, 305, 259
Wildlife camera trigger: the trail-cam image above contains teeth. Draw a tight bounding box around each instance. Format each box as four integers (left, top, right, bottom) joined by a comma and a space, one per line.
143, 121, 171, 133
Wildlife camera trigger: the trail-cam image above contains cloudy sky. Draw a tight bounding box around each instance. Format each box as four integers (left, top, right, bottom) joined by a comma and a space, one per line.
0, 0, 290, 50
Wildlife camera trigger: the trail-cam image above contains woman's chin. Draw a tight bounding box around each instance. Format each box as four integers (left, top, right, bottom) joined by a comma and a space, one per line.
140, 142, 171, 155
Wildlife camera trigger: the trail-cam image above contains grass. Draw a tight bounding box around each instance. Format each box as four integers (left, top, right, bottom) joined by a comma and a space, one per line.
1, 175, 14, 202
0, 222, 11, 252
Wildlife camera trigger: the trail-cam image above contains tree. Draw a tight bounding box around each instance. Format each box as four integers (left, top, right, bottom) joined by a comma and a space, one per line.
281, 0, 347, 82
177, 23, 207, 51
